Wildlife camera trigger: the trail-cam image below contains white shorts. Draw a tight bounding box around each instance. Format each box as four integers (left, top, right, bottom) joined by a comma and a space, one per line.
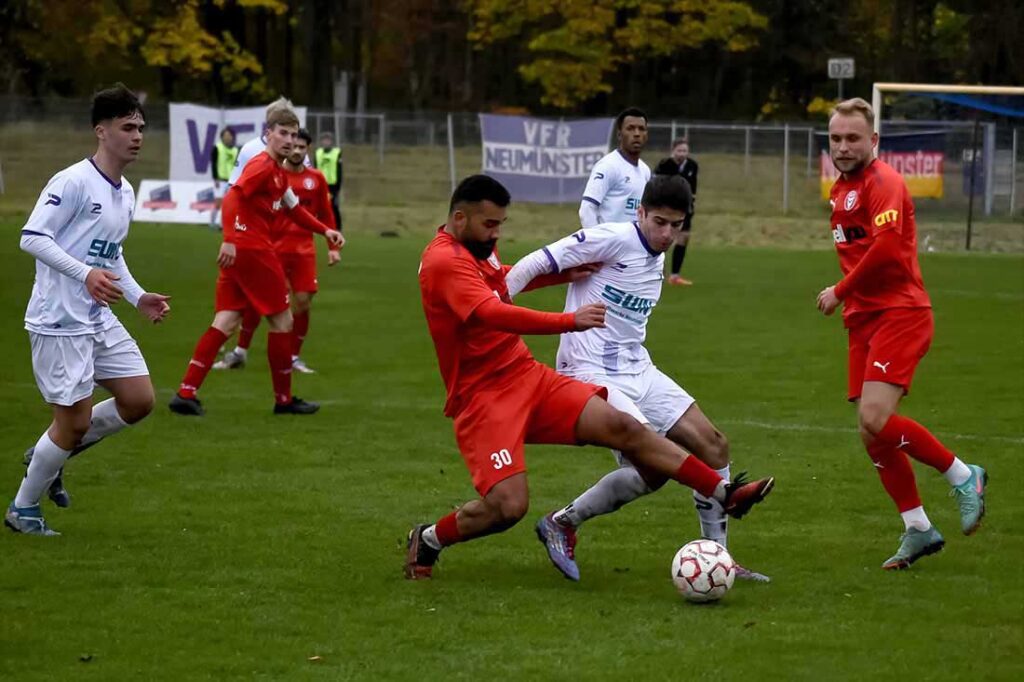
213, 183, 227, 199
29, 320, 149, 406
570, 365, 695, 467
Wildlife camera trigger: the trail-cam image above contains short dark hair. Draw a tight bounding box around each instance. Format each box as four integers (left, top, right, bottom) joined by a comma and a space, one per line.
641, 174, 692, 214
297, 128, 312, 145
449, 174, 511, 213
91, 83, 144, 127
615, 107, 647, 131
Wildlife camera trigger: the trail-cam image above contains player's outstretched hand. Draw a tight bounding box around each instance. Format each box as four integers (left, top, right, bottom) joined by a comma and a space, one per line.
86, 268, 123, 306
564, 263, 602, 283
217, 242, 236, 268
817, 285, 840, 316
574, 302, 606, 331
138, 293, 171, 323
325, 229, 345, 249
327, 250, 342, 267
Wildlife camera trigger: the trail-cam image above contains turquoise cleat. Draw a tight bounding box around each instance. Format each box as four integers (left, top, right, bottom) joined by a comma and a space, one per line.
4, 503, 60, 536
952, 464, 988, 536
881, 526, 945, 570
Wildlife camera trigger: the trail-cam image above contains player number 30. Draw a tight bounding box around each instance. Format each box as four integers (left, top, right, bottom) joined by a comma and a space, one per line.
490, 449, 513, 469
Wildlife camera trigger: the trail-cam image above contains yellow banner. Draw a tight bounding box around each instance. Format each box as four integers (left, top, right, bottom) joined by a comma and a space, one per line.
820, 152, 944, 199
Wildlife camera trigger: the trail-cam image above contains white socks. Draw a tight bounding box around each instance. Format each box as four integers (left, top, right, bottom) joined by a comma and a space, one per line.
942, 458, 971, 487
552, 467, 652, 528
421, 525, 443, 550
901, 506, 932, 532
76, 398, 128, 452
694, 465, 730, 546
15, 433, 70, 508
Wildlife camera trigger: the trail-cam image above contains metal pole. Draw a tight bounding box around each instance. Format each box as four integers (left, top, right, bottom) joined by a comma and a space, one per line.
806, 128, 813, 177
983, 122, 995, 217
966, 117, 980, 251
447, 113, 457, 194
782, 124, 790, 213
1011, 128, 1018, 215
378, 113, 385, 165
744, 127, 751, 176
670, 120, 677, 144
838, 78, 844, 101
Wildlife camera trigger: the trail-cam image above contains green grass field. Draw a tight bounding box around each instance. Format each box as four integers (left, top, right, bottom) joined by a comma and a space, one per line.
0, 214, 1021, 680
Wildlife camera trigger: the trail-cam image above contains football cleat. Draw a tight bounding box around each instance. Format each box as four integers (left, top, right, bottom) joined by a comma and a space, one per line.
405, 524, 441, 579
168, 394, 205, 416
291, 357, 316, 374
4, 503, 60, 536
535, 513, 580, 581
24, 449, 71, 508
733, 562, 771, 583
722, 473, 775, 519
273, 397, 320, 415
952, 464, 988, 535
882, 526, 945, 570
212, 349, 246, 370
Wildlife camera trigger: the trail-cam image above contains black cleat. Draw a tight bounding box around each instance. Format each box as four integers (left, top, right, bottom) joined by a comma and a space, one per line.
273, 397, 320, 415
723, 472, 775, 519
169, 394, 205, 416
404, 524, 441, 579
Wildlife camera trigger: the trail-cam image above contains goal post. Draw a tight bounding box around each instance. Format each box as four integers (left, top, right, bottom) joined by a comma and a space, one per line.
871, 83, 1024, 135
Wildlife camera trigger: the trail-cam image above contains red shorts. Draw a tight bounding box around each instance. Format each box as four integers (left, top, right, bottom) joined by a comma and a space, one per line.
847, 307, 933, 401
453, 361, 606, 496
215, 248, 290, 316
278, 251, 318, 294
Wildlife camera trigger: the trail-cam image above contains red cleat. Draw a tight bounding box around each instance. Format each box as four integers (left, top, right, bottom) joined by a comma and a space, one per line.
723, 473, 775, 519
404, 524, 441, 579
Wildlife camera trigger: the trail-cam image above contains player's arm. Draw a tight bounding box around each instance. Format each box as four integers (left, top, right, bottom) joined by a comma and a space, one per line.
210, 146, 219, 183
506, 225, 620, 297
833, 180, 905, 301
690, 160, 698, 195
110, 250, 171, 322
282, 187, 343, 248
439, 255, 601, 334
579, 161, 612, 228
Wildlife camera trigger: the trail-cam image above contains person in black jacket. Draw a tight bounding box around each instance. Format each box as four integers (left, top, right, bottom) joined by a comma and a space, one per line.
654, 138, 698, 285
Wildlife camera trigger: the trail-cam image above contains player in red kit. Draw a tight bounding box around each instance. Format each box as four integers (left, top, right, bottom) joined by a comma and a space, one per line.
405, 175, 775, 580
213, 128, 342, 374
169, 106, 343, 416
817, 98, 987, 570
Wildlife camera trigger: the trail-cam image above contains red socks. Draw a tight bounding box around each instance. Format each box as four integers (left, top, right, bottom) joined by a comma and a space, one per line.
673, 455, 723, 499
866, 440, 922, 512
267, 331, 293, 405
178, 327, 229, 399
876, 414, 955, 473
435, 511, 463, 546
292, 311, 309, 357
238, 306, 262, 350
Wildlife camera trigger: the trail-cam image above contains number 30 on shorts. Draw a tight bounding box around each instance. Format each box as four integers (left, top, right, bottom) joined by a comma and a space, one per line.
490, 448, 513, 469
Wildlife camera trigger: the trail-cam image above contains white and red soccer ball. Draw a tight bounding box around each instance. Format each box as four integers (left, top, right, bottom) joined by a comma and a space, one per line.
671, 540, 736, 603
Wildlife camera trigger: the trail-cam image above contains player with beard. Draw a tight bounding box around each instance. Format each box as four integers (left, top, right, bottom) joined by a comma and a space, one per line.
817, 98, 987, 570
405, 175, 775, 580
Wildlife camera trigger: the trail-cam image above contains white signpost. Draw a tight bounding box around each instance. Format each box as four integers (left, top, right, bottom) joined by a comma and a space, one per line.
828, 58, 855, 99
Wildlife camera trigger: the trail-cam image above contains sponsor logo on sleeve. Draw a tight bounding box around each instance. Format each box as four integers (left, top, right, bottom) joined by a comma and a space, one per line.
873, 209, 899, 226
45, 193, 62, 206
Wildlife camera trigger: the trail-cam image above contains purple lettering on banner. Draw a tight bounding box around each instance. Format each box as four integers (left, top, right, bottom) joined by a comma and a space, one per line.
480, 114, 614, 204
230, 123, 256, 138
187, 120, 218, 174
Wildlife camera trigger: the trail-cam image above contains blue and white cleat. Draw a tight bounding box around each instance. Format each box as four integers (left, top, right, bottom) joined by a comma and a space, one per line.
952, 464, 988, 536
535, 513, 580, 581
4, 503, 60, 536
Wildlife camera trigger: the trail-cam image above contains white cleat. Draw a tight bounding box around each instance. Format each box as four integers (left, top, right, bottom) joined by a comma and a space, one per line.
291, 357, 316, 374
212, 349, 246, 370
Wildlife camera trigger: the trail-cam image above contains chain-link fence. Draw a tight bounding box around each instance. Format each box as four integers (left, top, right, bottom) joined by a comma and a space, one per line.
1, 97, 1020, 249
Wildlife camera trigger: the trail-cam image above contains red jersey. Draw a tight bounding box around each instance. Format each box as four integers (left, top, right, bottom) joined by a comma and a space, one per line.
420, 228, 537, 417
829, 158, 931, 322
274, 167, 336, 255
230, 151, 289, 251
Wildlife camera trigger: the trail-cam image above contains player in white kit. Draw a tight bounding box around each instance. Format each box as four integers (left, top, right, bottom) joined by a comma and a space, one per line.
7, 84, 170, 535
508, 175, 770, 582
579, 107, 651, 228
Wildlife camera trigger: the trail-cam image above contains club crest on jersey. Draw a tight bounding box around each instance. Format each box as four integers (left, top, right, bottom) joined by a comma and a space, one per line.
844, 190, 858, 211
486, 253, 500, 269
303, 177, 315, 190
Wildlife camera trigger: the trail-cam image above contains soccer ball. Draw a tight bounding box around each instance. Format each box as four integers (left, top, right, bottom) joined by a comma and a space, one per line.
671, 540, 736, 603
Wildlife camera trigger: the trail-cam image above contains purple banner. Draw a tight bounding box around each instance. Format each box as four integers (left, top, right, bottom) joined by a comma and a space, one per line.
480, 114, 613, 204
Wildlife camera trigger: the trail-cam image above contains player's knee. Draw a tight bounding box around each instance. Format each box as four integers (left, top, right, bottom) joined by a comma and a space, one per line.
121, 390, 155, 424
858, 402, 892, 440
496, 496, 529, 526
610, 411, 649, 451
704, 432, 729, 469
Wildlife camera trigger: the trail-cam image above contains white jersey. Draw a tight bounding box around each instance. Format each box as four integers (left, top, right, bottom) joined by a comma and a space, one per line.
544, 221, 664, 375
227, 135, 266, 185
23, 159, 136, 336
581, 150, 651, 224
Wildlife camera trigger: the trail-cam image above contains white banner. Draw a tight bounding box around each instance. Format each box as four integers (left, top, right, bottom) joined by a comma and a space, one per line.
133, 179, 221, 224
168, 103, 307, 182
